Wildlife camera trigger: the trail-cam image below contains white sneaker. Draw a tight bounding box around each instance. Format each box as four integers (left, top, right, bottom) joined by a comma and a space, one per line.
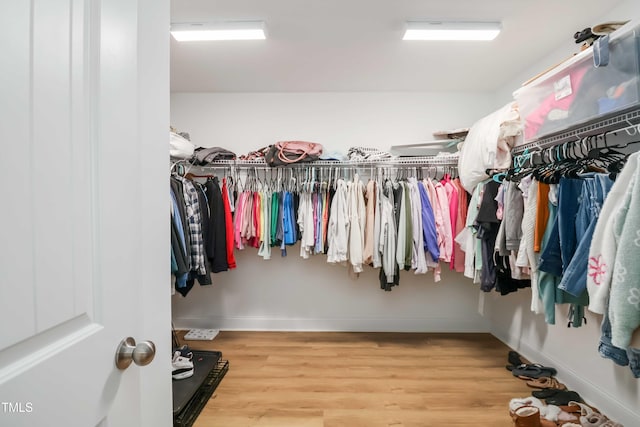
172, 350, 194, 380
178, 345, 193, 359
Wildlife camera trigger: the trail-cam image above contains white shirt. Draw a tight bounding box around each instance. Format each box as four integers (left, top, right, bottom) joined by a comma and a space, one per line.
297, 191, 316, 259
327, 179, 349, 264
347, 175, 366, 273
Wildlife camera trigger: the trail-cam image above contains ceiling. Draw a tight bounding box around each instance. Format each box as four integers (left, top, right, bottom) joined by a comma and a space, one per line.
170, 0, 626, 93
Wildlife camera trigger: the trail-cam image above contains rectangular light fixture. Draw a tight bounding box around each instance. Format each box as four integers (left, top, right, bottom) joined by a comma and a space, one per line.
403, 21, 501, 41
170, 21, 266, 41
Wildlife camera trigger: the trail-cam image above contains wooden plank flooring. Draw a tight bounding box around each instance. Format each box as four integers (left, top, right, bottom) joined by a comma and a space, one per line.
177, 331, 530, 427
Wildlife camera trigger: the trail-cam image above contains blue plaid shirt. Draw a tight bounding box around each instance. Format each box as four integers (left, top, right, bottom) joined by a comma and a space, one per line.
176, 176, 207, 275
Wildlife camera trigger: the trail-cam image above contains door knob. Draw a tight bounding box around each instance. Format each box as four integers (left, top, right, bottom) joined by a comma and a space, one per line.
115, 337, 156, 370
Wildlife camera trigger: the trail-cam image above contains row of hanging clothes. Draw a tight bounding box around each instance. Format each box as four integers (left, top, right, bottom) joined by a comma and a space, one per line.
170, 168, 237, 297
169, 158, 470, 294
473, 123, 640, 377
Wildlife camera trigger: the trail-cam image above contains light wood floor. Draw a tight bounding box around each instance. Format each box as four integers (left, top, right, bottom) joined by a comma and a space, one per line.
178, 331, 531, 427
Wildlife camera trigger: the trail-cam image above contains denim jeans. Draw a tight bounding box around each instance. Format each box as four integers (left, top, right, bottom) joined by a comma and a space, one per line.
558, 220, 597, 296
541, 176, 597, 278
599, 309, 640, 377
559, 174, 613, 297
599, 308, 630, 366
628, 347, 640, 378
574, 178, 594, 239
538, 213, 563, 277
557, 178, 584, 273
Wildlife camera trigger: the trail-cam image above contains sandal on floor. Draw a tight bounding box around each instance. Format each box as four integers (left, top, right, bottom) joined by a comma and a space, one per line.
509, 350, 525, 365
581, 412, 610, 427
512, 363, 558, 379
526, 377, 567, 390
506, 350, 529, 371
532, 388, 562, 399
568, 400, 600, 417
545, 391, 583, 406
580, 411, 623, 427
567, 401, 611, 427
558, 403, 583, 415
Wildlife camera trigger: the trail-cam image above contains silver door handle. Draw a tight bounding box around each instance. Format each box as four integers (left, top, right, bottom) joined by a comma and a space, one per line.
115, 337, 156, 370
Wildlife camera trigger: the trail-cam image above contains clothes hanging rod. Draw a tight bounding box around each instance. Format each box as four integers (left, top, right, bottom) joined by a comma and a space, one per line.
512, 107, 640, 154
177, 155, 460, 169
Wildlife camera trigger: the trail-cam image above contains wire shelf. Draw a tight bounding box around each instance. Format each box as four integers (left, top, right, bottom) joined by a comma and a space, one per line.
513, 107, 640, 154
176, 155, 460, 170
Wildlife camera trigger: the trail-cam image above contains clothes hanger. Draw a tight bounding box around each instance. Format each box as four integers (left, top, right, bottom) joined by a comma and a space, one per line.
583, 133, 627, 173
530, 145, 565, 184
170, 160, 189, 177
288, 169, 296, 193
602, 129, 640, 177
170, 161, 180, 175
486, 167, 508, 183
320, 168, 327, 192
555, 138, 587, 178
506, 147, 541, 182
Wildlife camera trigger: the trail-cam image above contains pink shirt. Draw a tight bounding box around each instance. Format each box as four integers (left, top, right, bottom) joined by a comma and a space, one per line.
434, 181, 453, 263
234, 192, 246, 250
442, 177, 459, 269
453, 178, 467, 273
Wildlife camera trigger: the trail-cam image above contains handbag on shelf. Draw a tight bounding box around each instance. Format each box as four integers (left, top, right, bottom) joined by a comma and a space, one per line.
265, 141, 323, 166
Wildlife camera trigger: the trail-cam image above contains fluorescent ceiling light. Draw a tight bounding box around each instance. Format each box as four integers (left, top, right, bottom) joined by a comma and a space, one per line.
170, 21, 266, 41
403, 21, 501, 41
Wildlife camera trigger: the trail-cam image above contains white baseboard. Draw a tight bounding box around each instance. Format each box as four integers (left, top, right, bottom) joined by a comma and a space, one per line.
491, 328, 640, 427
172, 315, 490, 333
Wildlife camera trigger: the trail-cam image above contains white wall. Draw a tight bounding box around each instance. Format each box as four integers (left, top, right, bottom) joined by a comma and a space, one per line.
487, 2, 640, 424
170, 91, 493, 332
172, 249, 488, 332
171, 91, 493, 153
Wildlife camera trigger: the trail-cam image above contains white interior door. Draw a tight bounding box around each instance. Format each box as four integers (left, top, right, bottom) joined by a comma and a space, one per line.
0, 1, 170, 426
